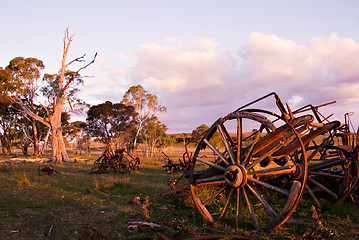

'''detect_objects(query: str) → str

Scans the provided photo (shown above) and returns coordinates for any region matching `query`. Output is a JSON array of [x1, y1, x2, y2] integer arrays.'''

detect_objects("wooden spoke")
[[190, 110, 309, 231], [305, 184, 322, 209], [248, 178, 290, 195], [247, 183, 277, 217], [309, 171, 344, 179], [237, 118, 243, 164], [308, 176, 338, 199], [307, 138, 330, 163], [309, 159, 342, 172], [242, 129, 262, 166], [217, 124, 236, 164], [218, 188, 235, 221], [243, 186, 259, 230], [203, 186, 227, 206], [306, 145, 359, 209], [196, 176, 226, 186], [203, 139, 230, 166], [220, 122, 235, 146], [236, 187, 243, 228], [247, 165, 296, 177], [196, 157, 226, 172]]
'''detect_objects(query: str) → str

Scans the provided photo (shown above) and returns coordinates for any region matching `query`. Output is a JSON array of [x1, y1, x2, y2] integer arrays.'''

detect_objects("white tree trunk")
[[40, 128, 51, 155], [50, 103, 70, 162]]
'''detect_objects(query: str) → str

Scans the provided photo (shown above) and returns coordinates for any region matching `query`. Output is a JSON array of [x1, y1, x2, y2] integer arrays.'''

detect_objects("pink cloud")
[[239, 32, 359, 99], [129, 41, 236, 92], [307, 33, 359, 83], [114, 52, 126, 61], [97, 34, 359, 132]]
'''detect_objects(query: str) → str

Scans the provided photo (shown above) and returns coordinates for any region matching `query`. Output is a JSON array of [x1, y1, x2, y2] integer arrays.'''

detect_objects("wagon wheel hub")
[[292, 163, 305, 180], [224, 165, 247, 188]]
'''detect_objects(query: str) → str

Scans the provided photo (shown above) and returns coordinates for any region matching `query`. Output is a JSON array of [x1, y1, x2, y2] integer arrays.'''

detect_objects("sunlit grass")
[[0, 148, 358, 239]]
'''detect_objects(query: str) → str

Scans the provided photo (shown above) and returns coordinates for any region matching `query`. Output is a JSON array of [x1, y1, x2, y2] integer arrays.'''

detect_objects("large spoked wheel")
[[190, 111, 310, 231], [306, 145, 359, 209]]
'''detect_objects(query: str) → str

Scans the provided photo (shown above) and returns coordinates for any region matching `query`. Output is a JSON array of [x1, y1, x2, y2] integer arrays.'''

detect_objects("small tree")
[[0, 102, 20, 155], [121, 85, 166, 149], [0, 67, 18, 155], [63, 121, 89, 156], [86, 101, 137, 152], [192, 124, 221, 148], [139, 116, 168, 157], [6, 57, 44, 156]]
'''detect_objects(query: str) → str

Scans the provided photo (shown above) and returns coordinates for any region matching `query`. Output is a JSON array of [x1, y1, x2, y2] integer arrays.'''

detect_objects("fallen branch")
[[47, 225, 53, 236], [127, 221, 161, 233]]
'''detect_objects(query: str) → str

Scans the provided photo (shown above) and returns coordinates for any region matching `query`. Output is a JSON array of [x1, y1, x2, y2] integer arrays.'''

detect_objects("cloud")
[[288, 95, 304, 109], [239, 32, 359, 103], [114, 52, 126, 61], [128, 40, 236, 92], [240, 32, 317, 86], [103, 34, 359, 133], [86, 55, 129, 89], [307, 33, 359, 83]]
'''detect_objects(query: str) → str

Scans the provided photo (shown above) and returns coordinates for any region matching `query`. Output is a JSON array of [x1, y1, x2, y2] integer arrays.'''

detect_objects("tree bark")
[[32, 119, 39, 156], [50, 104, 70, 162], [133, 120, 143, 149], [1, 136, 10, 155], [40, 128, 51, 155], [21, 139, 30, 155]]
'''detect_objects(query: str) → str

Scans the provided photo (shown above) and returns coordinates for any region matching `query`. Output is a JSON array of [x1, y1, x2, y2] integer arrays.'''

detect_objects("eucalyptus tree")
[[0, 102, 20, 155], [86, 101, 137, 151], [191, 124, 221, 148], [6, 57, 44, 156], [139, 116, 168, 157], [0, 67, 18, 155], [0, 67, 16, 101], [121, 85, 166, 149], [63, 121, 88, 155], [11, 28, 96, 162]]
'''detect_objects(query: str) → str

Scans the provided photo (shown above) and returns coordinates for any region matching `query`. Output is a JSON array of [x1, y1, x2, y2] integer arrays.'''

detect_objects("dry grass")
[[0, 144, 358, 239]]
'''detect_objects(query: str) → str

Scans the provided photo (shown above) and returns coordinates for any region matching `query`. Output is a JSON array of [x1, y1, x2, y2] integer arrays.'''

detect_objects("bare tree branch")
[[35, 98, 51, 119], [62, 52, 97, 92], [64, 54, 86, 69], [11, 96, 51, 128], [15, 123, 34, 144]]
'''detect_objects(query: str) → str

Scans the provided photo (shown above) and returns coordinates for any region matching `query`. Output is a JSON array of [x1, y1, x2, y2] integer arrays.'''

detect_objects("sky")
[[1, 0, 359, 133]]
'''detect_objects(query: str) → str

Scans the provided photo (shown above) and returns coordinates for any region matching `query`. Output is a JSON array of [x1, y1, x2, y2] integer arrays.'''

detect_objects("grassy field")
[[0, 145, 358, 240]]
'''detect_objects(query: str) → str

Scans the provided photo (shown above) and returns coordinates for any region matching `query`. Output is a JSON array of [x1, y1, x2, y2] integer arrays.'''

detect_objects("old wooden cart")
[[140, 92, 359, 231]]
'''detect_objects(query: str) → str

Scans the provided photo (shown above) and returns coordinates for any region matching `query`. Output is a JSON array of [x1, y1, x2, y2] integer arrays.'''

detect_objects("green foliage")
[[6, 57, 44, 98], [121, 85, 167, 148], [63, 121, 86, 137], [141, 117, 168, 137], [0, 101, 22, 155], [0, 67, 15, 102], [191, 124, 221, 147], [121, 85, 167, 117], [41, 71, 87, 111], [139, 116, 169, 156], [191, 124, 209, 140], [2, 57, 46, 156], [86, 101, 137, 148]]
